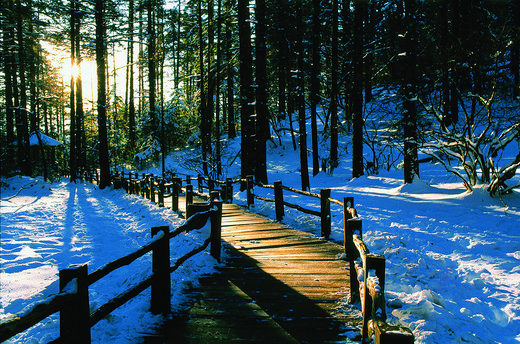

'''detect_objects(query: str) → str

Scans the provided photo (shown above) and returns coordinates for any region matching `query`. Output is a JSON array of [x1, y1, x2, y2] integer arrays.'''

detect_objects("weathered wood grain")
[[140, 200, 362, 343]]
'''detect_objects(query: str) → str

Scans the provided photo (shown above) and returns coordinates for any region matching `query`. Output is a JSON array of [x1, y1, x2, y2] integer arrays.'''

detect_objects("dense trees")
[[1, 0, 518, 193]]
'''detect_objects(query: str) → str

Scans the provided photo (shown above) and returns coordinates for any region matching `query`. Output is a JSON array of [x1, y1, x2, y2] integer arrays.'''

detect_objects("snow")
[[9, 132, 63, 147], [2, 120, 520, 343], [1, 177, 218, 343]]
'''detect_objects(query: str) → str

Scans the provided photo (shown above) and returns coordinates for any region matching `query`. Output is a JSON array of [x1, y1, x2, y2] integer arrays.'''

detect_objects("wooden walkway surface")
[[141, 200, 361, 343]]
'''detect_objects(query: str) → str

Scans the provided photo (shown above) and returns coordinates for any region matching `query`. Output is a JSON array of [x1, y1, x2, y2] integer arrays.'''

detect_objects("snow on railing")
[[346, 217, 414, 343]]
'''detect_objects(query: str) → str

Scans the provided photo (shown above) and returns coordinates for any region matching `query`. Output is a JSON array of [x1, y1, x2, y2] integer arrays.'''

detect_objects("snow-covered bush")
[[420, 91, 520, 194]]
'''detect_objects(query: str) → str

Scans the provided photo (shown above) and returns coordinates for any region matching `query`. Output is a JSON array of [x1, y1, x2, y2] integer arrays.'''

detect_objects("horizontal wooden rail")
[[88, 232, 164, 286], [248, 179, 332, 238], [90, 273, 153, 327], [283, 200, 322, 217], [280, 184, 321, 199]]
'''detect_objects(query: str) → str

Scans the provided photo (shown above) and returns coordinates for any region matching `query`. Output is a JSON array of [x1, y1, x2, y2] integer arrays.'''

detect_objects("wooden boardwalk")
[[141, 200, 361, 343]]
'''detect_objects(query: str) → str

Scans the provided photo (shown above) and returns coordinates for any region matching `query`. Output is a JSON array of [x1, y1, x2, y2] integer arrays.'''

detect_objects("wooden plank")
[[141, 197, 361, 343]]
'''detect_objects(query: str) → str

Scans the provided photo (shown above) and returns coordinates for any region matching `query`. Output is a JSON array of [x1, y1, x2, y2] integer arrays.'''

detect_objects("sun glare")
[[59, 58, 98, 102], [70, 62, 80, 79]]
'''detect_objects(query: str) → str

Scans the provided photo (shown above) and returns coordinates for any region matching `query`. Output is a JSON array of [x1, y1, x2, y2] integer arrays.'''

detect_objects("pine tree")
[[310, 0, 320, 177], [238, 0, 255, 179], [296, 0, 309, 190], [255, 0, 269, 184], [96, 0, 110, 189], [329, 0, 339, 170], [15, 0, 31, 176], [403, 0, 418, 184], [352, 0, 364, 179]]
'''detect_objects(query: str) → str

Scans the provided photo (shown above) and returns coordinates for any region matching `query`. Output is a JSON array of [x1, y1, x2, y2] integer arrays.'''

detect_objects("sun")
[[58, 58, 98, 102], [70, 62, 80, 79], [62, 59, 97, 81]]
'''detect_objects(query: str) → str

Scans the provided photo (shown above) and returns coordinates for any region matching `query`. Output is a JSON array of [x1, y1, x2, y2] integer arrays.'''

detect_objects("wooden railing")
[[0, 195, 222, 343], [345, 218, 414, 343], [110, 171, 414, 343], [199, 175, 414, 343]]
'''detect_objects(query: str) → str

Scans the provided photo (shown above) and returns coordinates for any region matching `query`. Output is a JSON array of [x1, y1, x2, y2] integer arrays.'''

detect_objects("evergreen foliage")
[[1, 0, 518, 193]]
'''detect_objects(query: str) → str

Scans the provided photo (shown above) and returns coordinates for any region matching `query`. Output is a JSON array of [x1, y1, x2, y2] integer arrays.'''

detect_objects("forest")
[[1, 0, 519, 193]]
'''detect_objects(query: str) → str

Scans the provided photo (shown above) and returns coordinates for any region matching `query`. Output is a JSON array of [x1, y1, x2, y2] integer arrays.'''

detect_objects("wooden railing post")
[[141, 173, 146, 198], [246, 175, 254, 208], [198, 175, 203, 193], [320, 189, 331, 239], [368, 254, 386, 321], [225, 178, 233, 203], [345, 218, 362, 304], [123, 172, 131, 192], [136, 180, 141, 196], [362, 254, 386, 342], [158, 178, 165, 207], [172, 177, 181, 211], [113, 171, 121, 189], [274, 181, 284, 221], [150, 175, 156, 203], [221, 180, 227, 203], [210, 200, 223, 262], [210, 190, 219, 203], [129, 174, 134, 194], [151, 226, 170, 315], [59, 264, 90, 344], [186, 184, 194, 207]]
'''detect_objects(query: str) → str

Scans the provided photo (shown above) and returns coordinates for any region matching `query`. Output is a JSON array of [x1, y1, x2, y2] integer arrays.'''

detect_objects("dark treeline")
[[1, 0, 519, 192]]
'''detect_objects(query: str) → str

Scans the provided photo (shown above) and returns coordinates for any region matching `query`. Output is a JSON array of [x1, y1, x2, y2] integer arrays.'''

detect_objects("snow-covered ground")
[[2, 123, 520, 343], [1, 177, 218, 343]]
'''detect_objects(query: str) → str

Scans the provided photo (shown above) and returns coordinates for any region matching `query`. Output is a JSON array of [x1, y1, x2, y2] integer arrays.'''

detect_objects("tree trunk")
[[16, 0, 31, 176], [148, 0, 157, 135], [198, 0, 209, 175], [96, 0, 110, 188], [3, 3, 16, 148], [138, 9, 144, 123], [352, 0, 364, 179], [207, 0, 215, 176], [128, 0, 136, 152], [255, 0, 268, 184], [216, 0, 222, 178], [75, 12, 85, 172], [403, 0, 419, 184], [296, 0, 309, 191], [449, 0, 460, 126], [28, 0, 37, 134], [310, 0, 320, 177], [330, 0, 339, 170], [69, 0, 76, 182], [364, 1, 373, 103], [238, 0, 255, 179], [512, 0, 520, 98], [225, 1, 235, 139], [276, 0, 287, 119]]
